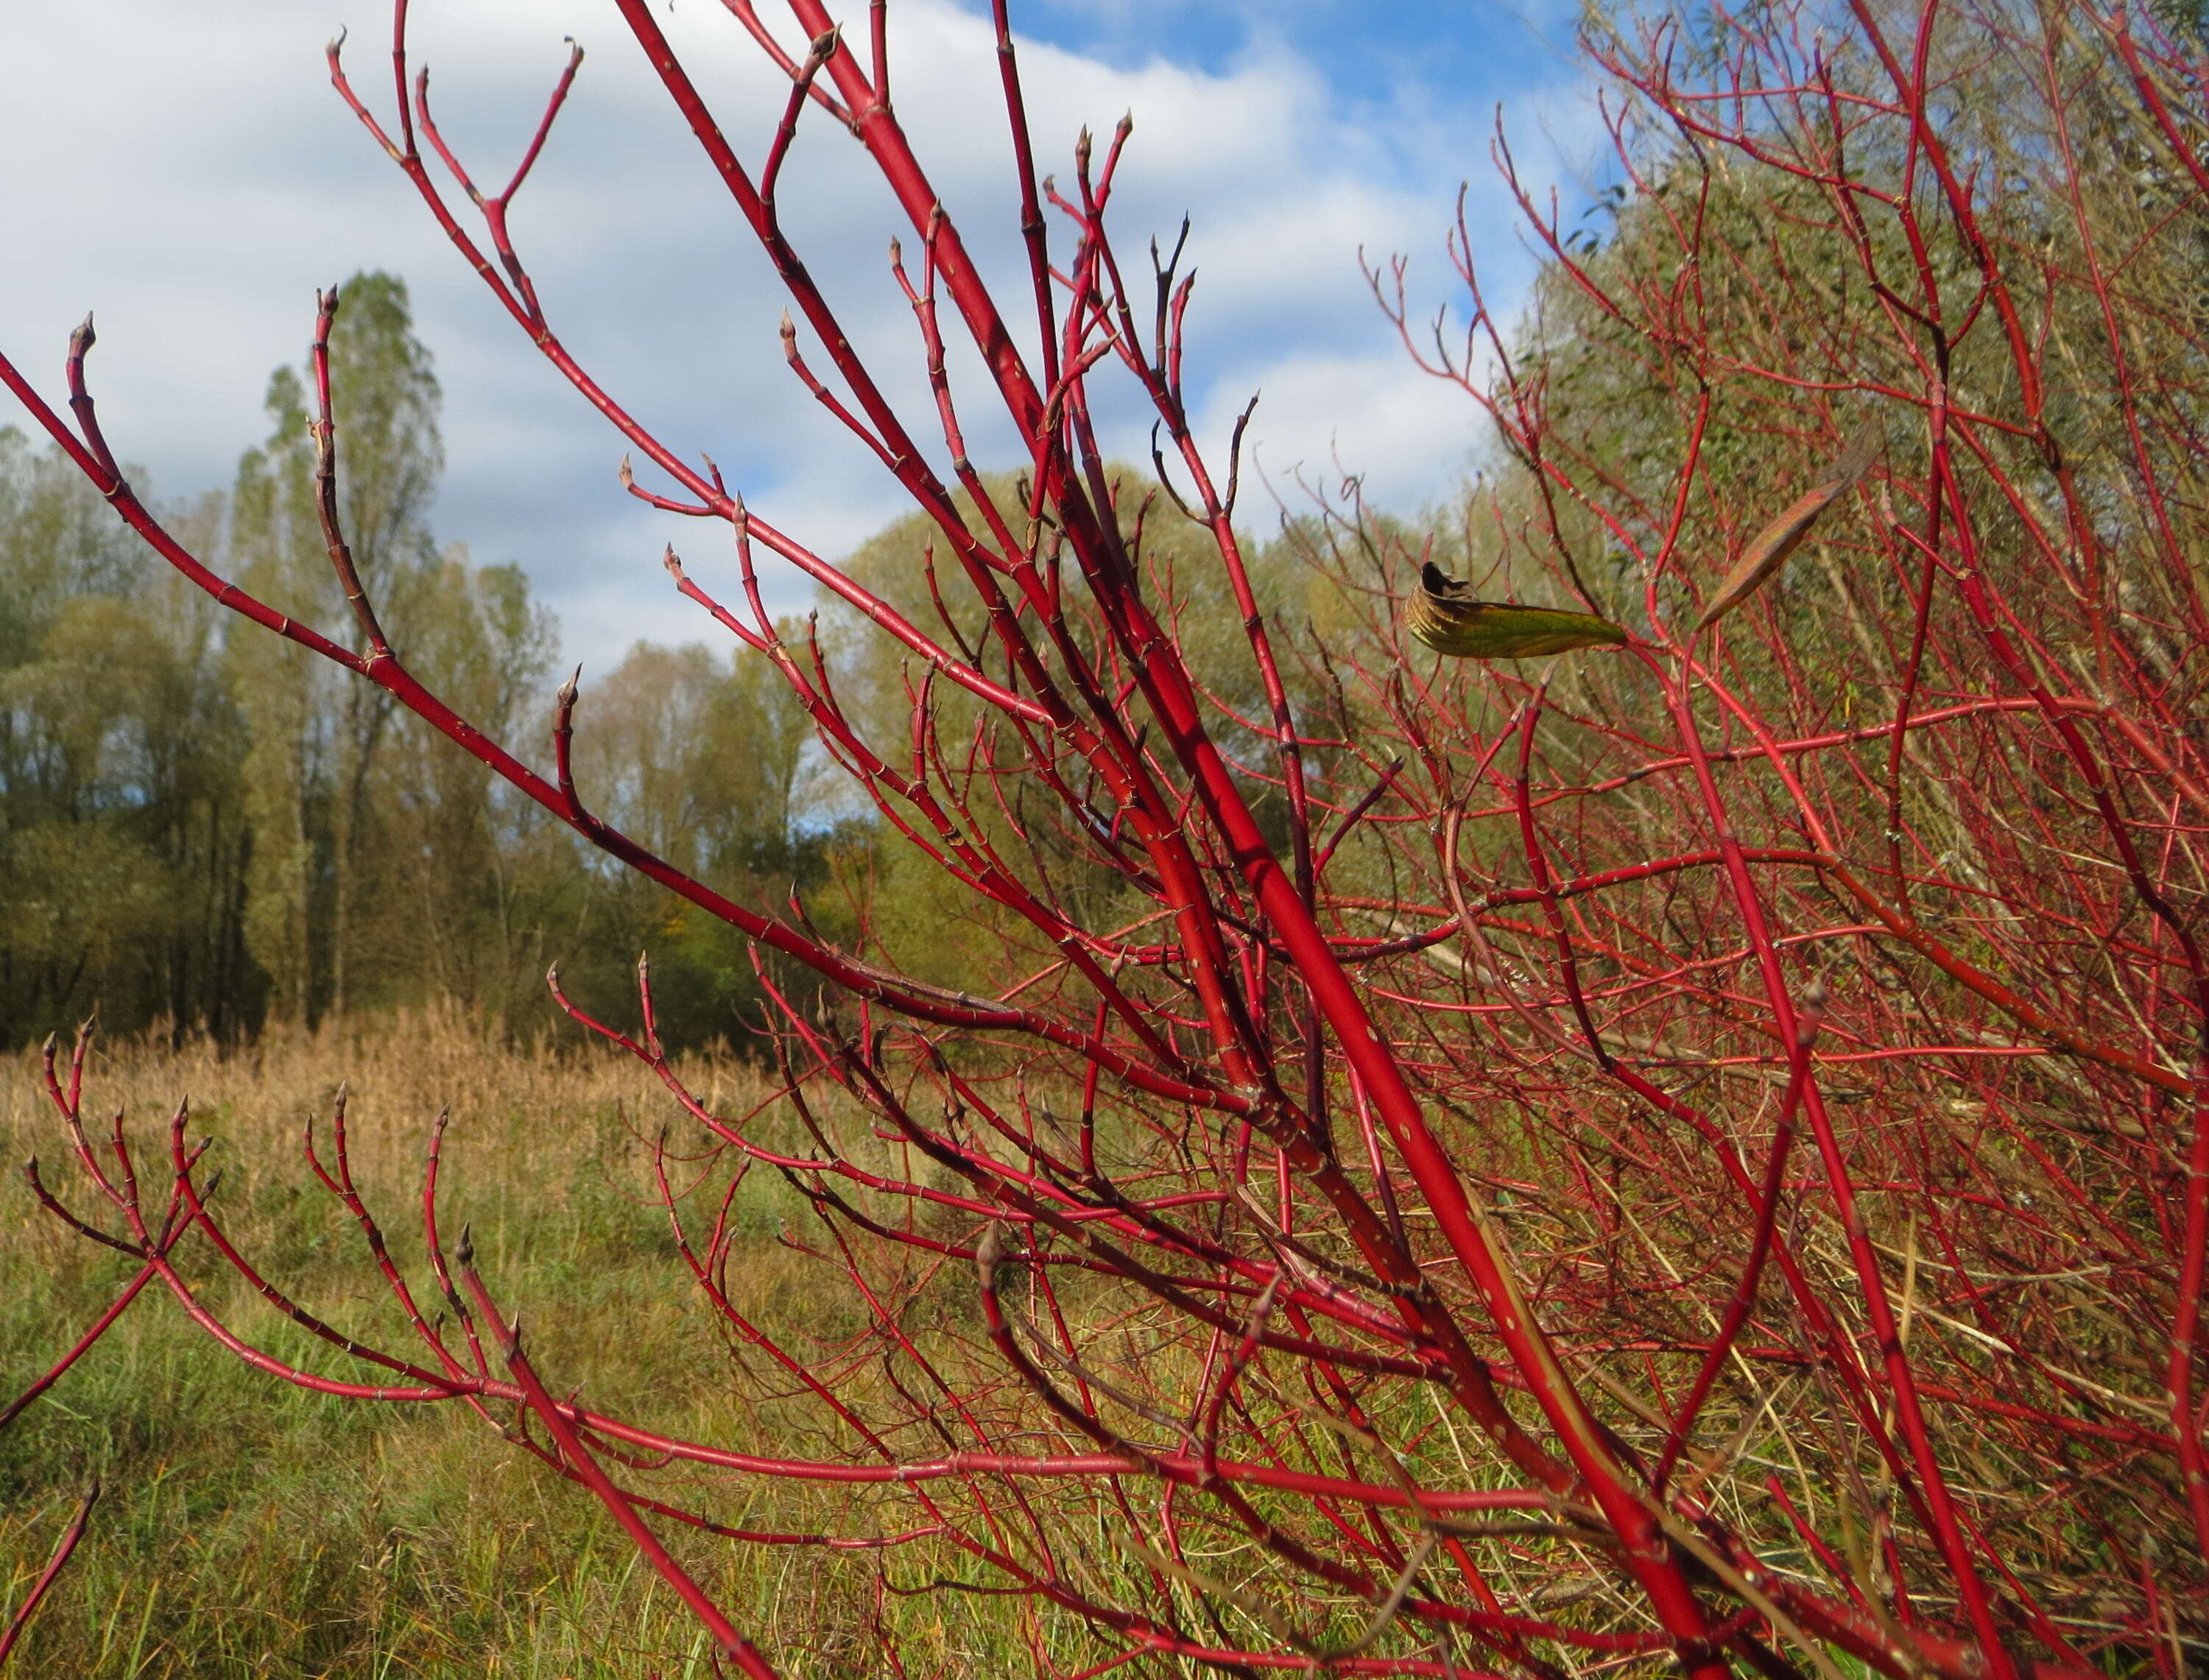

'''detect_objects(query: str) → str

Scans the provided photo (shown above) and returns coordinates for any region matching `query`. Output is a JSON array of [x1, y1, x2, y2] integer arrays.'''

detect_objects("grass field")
[[11, 1011, 2189, 1677], [0, 1012, 1046, 1679]]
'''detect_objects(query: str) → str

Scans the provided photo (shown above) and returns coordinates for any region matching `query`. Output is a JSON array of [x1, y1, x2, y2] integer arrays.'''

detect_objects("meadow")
[[0, 1014, 1038, 1678]]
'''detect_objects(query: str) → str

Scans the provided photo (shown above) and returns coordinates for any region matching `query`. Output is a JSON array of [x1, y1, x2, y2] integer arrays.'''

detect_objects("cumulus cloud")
[[0, 0, 1599, 671]]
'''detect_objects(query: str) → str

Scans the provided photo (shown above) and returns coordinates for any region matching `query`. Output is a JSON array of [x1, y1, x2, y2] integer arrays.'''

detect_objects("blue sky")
[[0, 0, 1600, 671], [998, 0, 1580, 132]]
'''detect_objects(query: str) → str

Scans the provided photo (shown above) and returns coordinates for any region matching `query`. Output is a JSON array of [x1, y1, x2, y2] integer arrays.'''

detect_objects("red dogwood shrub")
[[7, 1, 2205, 1674]]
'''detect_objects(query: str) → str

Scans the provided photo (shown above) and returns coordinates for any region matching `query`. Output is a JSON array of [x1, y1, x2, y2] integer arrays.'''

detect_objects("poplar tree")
[[228, 272, 443, 1026]]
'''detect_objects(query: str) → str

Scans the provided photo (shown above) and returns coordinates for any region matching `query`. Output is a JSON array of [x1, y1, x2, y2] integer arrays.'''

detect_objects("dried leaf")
[[1694, 419, 1881, 632], [1408, 564, 1628, 659]]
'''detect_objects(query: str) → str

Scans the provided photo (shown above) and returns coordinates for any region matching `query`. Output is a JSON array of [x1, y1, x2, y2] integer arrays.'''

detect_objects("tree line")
[[0, 272, 1364, 1057], [0, 274, 836, 1052]]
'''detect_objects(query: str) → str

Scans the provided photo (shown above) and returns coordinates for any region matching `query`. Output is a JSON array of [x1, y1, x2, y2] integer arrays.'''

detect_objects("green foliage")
[[554, 634, 857, 1051], [0, 273, 846, 1056], [0, 433, 256, 1045]]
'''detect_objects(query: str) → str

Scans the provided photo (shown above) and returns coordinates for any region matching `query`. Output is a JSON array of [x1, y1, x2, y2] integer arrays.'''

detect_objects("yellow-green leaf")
[[1407, 564, 1628, 659]]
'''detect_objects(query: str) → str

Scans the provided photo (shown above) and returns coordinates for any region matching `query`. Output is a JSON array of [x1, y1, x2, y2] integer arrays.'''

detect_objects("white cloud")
[[0, 0, 1596, 677], [1205, 350, 1492, 518]]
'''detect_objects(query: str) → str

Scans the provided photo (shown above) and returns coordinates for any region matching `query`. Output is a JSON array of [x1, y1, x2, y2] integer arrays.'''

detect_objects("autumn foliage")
[[6, 1, 2208, 1676]]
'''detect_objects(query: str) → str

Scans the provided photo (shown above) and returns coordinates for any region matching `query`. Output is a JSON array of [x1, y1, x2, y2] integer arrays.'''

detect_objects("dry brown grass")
[[0, 1009, 1057, 1679]]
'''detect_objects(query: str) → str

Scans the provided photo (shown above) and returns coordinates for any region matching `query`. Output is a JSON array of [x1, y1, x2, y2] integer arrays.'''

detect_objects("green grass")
[[0, 1019, 1056, 1679]]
